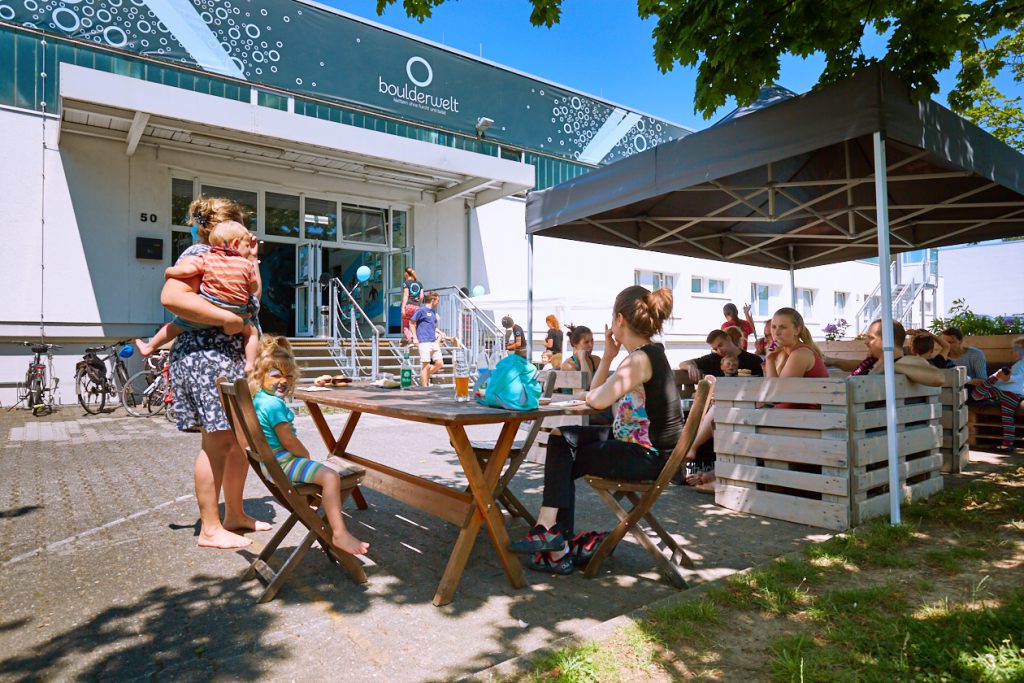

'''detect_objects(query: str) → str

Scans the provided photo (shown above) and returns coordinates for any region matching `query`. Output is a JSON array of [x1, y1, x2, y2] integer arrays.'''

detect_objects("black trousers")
[[542, 425, 664, 537]]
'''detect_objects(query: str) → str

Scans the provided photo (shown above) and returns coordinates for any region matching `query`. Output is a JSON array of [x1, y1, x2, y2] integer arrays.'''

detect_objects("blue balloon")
[[356, 265, 371, 282], [118, 345, 135, 359], [472, 285, 485, 297]]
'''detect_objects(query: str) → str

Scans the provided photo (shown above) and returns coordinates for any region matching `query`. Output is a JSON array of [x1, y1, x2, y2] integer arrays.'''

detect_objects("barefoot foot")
[[135, 338, 154, 357], [197, 527, 252, 549], [332, 529, 369, 555], [224, 514, 272, 533]]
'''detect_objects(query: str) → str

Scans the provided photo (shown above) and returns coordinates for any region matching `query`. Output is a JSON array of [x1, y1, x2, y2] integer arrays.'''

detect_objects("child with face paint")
[[249, 336, 369, 555]]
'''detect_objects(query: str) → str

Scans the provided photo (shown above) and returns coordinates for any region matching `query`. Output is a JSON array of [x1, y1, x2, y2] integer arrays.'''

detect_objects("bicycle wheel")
[[76, 369, 106, 415], [122, 371, 165, 417], [28, 377, 43, 416]]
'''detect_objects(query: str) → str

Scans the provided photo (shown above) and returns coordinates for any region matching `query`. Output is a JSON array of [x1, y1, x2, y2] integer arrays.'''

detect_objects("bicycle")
[[75, 340, 134, 415], [122, 350, 175, 419], [14, 341, 61, 416]]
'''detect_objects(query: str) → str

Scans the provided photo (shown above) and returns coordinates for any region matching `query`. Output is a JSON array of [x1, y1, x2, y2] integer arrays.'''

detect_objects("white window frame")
[[751, 283, 771, 317], [636, 269, 678, 292], [798, 287, 816, 318], [690, 275, 727, 297], [834, 291, 849, 317], [167, 169, 411, 252]]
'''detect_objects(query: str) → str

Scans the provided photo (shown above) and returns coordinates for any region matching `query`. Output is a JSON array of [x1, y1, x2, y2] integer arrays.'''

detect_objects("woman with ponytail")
[[764, 307, 829, 380], [509, 286, 683, 574], [401, 267, 424, 344]]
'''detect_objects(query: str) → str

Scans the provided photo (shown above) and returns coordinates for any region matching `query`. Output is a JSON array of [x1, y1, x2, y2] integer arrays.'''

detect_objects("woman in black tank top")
[[510, 287, 682, 575]]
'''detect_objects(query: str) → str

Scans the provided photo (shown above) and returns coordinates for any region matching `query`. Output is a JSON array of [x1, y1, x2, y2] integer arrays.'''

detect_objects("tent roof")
[[525, 66, 1024, 270]]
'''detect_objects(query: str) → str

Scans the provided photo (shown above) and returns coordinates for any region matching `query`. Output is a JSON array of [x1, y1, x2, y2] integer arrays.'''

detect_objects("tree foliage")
[[948, 25, 1024, 150], [377, 0, 1024, 120]]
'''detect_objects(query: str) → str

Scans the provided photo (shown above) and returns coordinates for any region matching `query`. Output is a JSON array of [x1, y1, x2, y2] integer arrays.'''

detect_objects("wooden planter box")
[[713, 375, 943, 531], [939, 367, 969, 473]]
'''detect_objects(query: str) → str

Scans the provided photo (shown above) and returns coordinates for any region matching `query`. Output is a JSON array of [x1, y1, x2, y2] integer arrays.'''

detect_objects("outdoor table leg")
[[436, 421, 526, 606], [305, 401, 368, 509]]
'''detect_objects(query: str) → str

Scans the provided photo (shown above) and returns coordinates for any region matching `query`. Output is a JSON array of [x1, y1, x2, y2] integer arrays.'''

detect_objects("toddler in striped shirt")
[[136, 220, 259, 371]]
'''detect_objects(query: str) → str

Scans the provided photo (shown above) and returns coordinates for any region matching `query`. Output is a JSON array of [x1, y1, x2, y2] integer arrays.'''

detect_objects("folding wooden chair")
[[469, 371, 558, 527], [582, 379, 712, 588], [217, 378, 368, 603]]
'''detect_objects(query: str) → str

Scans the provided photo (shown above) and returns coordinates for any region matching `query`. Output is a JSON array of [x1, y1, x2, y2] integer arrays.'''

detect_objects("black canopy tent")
[[524, 65, 1024, 524]]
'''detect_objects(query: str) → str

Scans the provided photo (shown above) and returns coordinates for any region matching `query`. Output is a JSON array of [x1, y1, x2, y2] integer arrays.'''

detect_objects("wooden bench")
[[966, 340, 1024, 452], [713, 375, 943, 531]]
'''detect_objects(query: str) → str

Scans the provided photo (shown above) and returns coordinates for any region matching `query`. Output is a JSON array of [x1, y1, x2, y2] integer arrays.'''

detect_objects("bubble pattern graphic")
[[531, 88, 672, 162], [17, 0, 305, 86]]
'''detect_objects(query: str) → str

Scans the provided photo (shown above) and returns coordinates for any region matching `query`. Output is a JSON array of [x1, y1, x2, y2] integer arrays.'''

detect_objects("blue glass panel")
[[0, 29, 16, 108]]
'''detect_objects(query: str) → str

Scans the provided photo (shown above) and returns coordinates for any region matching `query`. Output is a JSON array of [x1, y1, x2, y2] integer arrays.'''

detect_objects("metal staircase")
[[853, 254, 938, 334], [292, 280, 504, 385]]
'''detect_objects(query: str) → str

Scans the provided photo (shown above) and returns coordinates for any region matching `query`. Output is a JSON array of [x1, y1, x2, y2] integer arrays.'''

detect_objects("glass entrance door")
[[387, 248, 413, 336], [295, 241, 321, 336]]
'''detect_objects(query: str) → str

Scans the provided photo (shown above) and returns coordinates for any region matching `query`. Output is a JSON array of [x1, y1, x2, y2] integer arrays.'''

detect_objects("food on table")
[[314, 375, 333, 387], [332, 375, 353, 386]]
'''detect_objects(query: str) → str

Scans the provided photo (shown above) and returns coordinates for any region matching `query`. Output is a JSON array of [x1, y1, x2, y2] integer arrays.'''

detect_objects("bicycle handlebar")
[[19, 341, 62, 350]]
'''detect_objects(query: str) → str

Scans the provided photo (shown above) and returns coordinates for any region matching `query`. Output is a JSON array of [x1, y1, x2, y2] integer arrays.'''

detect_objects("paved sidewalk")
[[0, 406, 826, 681]]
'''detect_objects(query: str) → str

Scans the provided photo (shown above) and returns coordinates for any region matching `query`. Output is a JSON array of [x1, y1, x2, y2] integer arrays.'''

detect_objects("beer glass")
[[454, 349, 471, 402]]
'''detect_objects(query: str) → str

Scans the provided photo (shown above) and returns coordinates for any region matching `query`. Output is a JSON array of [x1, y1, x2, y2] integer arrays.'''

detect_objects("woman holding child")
[[158, 197, 270, 548], [510, 286, 682, 574]]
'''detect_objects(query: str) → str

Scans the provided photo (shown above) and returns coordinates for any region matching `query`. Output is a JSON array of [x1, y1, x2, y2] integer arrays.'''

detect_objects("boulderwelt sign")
[[8, 0, 690, 164]]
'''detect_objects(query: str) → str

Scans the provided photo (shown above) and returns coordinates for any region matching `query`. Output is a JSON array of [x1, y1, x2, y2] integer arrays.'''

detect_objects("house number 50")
[[140, 213, 158, 222]]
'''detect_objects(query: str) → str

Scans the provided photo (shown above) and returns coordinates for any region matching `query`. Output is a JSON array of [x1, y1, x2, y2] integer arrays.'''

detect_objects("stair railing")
[[432, 286, 503, 365], [328, 277, 380, 379]]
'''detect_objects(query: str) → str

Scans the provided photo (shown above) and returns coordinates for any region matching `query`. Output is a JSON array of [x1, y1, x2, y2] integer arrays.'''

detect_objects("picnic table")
[[295, 384, 594, 606]]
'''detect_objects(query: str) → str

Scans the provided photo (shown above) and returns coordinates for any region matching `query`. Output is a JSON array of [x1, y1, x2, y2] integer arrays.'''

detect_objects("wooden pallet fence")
[[938, 367, 969, 473], [713, 375, 943, 531]]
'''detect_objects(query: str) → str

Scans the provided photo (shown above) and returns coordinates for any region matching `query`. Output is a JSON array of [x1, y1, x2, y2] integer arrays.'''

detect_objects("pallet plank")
[[716, 483, 849, 531]]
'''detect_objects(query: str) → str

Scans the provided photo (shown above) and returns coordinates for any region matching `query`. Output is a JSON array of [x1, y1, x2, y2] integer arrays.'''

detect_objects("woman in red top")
[[764, 307, 829, 379], [721, 303, 756, 351]]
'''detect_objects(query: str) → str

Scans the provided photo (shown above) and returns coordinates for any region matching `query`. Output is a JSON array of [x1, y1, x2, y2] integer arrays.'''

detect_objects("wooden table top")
[[296, 384, 597, 425]]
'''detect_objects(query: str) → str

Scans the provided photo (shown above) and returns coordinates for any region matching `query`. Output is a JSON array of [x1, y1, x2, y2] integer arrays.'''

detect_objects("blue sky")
[[328, 0, 1017, 131]]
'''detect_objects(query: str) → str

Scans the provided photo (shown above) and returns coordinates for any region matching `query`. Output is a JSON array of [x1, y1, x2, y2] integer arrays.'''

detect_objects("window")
[[751, 283, 770, 317], [391, 209, 408, 249], [341, 204, 387, 245], [690, 276, 725, 294], [265, 192, 300, 238], [170, 178, 195, 264], [798, 288, 816, 317], [636, 269, 677, 291], [200, 185, 258, 229], [304, 198, 338, 241], [171, 178, 194, 227], [834, 291, 849, 317]]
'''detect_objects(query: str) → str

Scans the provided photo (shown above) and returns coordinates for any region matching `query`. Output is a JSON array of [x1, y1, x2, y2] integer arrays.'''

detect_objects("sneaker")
[[568, 531, 609, 567], [528, 551, 575, 575], [509, 525, 568, 554]]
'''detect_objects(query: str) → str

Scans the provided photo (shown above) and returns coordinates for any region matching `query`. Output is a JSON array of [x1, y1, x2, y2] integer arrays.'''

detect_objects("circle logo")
[[405, 56, 432, 87]]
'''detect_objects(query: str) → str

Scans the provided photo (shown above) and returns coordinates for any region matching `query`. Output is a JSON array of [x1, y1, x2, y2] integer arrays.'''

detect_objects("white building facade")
[[0, 4, 885, 404]]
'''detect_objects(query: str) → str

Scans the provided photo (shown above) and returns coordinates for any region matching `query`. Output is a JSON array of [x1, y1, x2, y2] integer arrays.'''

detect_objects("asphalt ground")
[[0, 405, 826, 681]]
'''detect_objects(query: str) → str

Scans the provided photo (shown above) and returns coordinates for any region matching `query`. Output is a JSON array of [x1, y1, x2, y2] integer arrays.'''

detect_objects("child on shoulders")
[[249, 336, 369, 555], [136, 220, 259, 371]]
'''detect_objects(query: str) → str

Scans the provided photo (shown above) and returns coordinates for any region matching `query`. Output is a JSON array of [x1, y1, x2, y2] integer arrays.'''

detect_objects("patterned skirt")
[[169, 328, 245, 433]]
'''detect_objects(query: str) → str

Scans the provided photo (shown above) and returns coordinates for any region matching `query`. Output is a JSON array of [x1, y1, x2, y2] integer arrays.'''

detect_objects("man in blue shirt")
[[410, 292, 447, 386]]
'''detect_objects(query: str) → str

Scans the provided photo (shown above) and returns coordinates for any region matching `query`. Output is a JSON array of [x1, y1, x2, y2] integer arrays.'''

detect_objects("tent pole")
[[789, 245, 796, 307], [527, 233, 534, 361], [873, 130, 901, 526]]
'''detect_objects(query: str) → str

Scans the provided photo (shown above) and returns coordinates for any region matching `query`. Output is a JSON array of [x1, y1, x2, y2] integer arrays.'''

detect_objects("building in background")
[[0, 2, 886, 402]]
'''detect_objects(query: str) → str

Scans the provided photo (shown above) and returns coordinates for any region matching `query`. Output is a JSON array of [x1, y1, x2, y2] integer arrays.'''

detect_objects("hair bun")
[[647, 288, 674, 324]]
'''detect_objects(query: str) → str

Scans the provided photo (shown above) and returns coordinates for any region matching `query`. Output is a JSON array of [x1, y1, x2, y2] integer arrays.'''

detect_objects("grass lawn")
[[519, 462, 1024, 682]]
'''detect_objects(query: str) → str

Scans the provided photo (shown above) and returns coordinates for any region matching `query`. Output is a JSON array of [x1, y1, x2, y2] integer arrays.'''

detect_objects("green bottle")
[[400, 348, 413, 389]]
